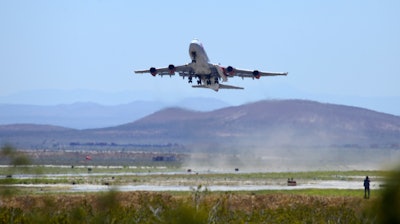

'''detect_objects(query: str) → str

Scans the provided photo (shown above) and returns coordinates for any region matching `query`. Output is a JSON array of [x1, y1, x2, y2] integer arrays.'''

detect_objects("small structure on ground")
[[287, 178, 296, 186]]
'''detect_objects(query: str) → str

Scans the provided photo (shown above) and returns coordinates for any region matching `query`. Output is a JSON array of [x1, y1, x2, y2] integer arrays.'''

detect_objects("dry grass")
[[1, 191, 369, 214], [1, 190, 383, 223]]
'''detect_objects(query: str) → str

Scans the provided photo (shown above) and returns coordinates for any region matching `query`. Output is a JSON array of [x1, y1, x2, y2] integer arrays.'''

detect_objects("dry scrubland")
[[0, 191, 379, 223]]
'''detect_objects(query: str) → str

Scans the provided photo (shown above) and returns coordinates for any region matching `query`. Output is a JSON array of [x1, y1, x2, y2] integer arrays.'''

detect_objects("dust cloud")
[[182, 147, 399, 172], [183, 125, 400, 172]]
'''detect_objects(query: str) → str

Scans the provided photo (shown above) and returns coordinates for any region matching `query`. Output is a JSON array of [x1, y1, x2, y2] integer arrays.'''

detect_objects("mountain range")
[[1, 99, 399, 152], [0, 97, 230, 129]]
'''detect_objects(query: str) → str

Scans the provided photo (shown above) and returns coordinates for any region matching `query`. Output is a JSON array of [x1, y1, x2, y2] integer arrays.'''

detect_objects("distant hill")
[[104, 99, 400, 147], [0, 97, 230, 129], [1, 99, 399, 151]]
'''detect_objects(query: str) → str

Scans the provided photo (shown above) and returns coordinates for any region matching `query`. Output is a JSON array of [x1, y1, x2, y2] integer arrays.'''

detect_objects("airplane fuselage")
[[188, 39, 212, 75]]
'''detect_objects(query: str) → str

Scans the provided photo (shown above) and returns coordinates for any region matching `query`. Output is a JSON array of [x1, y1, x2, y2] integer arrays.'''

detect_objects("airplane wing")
[[226, 67, 288, 79], [134, 64, 193, 77]]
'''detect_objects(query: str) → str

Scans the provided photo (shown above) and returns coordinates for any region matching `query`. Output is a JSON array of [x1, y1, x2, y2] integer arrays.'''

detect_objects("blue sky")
[[1, 1, 399, 114]]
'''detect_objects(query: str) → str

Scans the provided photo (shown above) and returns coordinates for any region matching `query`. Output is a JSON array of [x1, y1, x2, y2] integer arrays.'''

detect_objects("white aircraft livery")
[[134, 39, 288, 91]]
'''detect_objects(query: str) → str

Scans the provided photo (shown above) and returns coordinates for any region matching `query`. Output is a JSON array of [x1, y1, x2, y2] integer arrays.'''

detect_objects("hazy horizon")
[[0, 89, 399, 117]]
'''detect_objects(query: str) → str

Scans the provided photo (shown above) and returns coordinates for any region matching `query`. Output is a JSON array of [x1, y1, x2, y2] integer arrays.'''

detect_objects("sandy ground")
[[3, 170, 382, 193]]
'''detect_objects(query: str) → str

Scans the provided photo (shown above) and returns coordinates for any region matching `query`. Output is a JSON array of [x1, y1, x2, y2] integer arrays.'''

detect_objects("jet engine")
[[253, 70, 261, 79], [168, 64, 176, 74], [150, 67, 157, 76], [226, 66, 235, 76]]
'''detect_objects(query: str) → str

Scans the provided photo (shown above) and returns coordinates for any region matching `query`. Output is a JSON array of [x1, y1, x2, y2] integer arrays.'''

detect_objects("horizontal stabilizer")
[[192, 84, 244, 90], [219, 84, 244, 90], [191, 85, 208, 89]]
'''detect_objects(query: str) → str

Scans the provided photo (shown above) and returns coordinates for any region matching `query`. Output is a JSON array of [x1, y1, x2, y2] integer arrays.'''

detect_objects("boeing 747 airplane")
[[134, 39, 288, 91]]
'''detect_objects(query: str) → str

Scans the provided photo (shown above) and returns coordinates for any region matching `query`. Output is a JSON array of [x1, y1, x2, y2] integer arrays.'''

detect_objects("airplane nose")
[[191, 38, 200, 44]]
